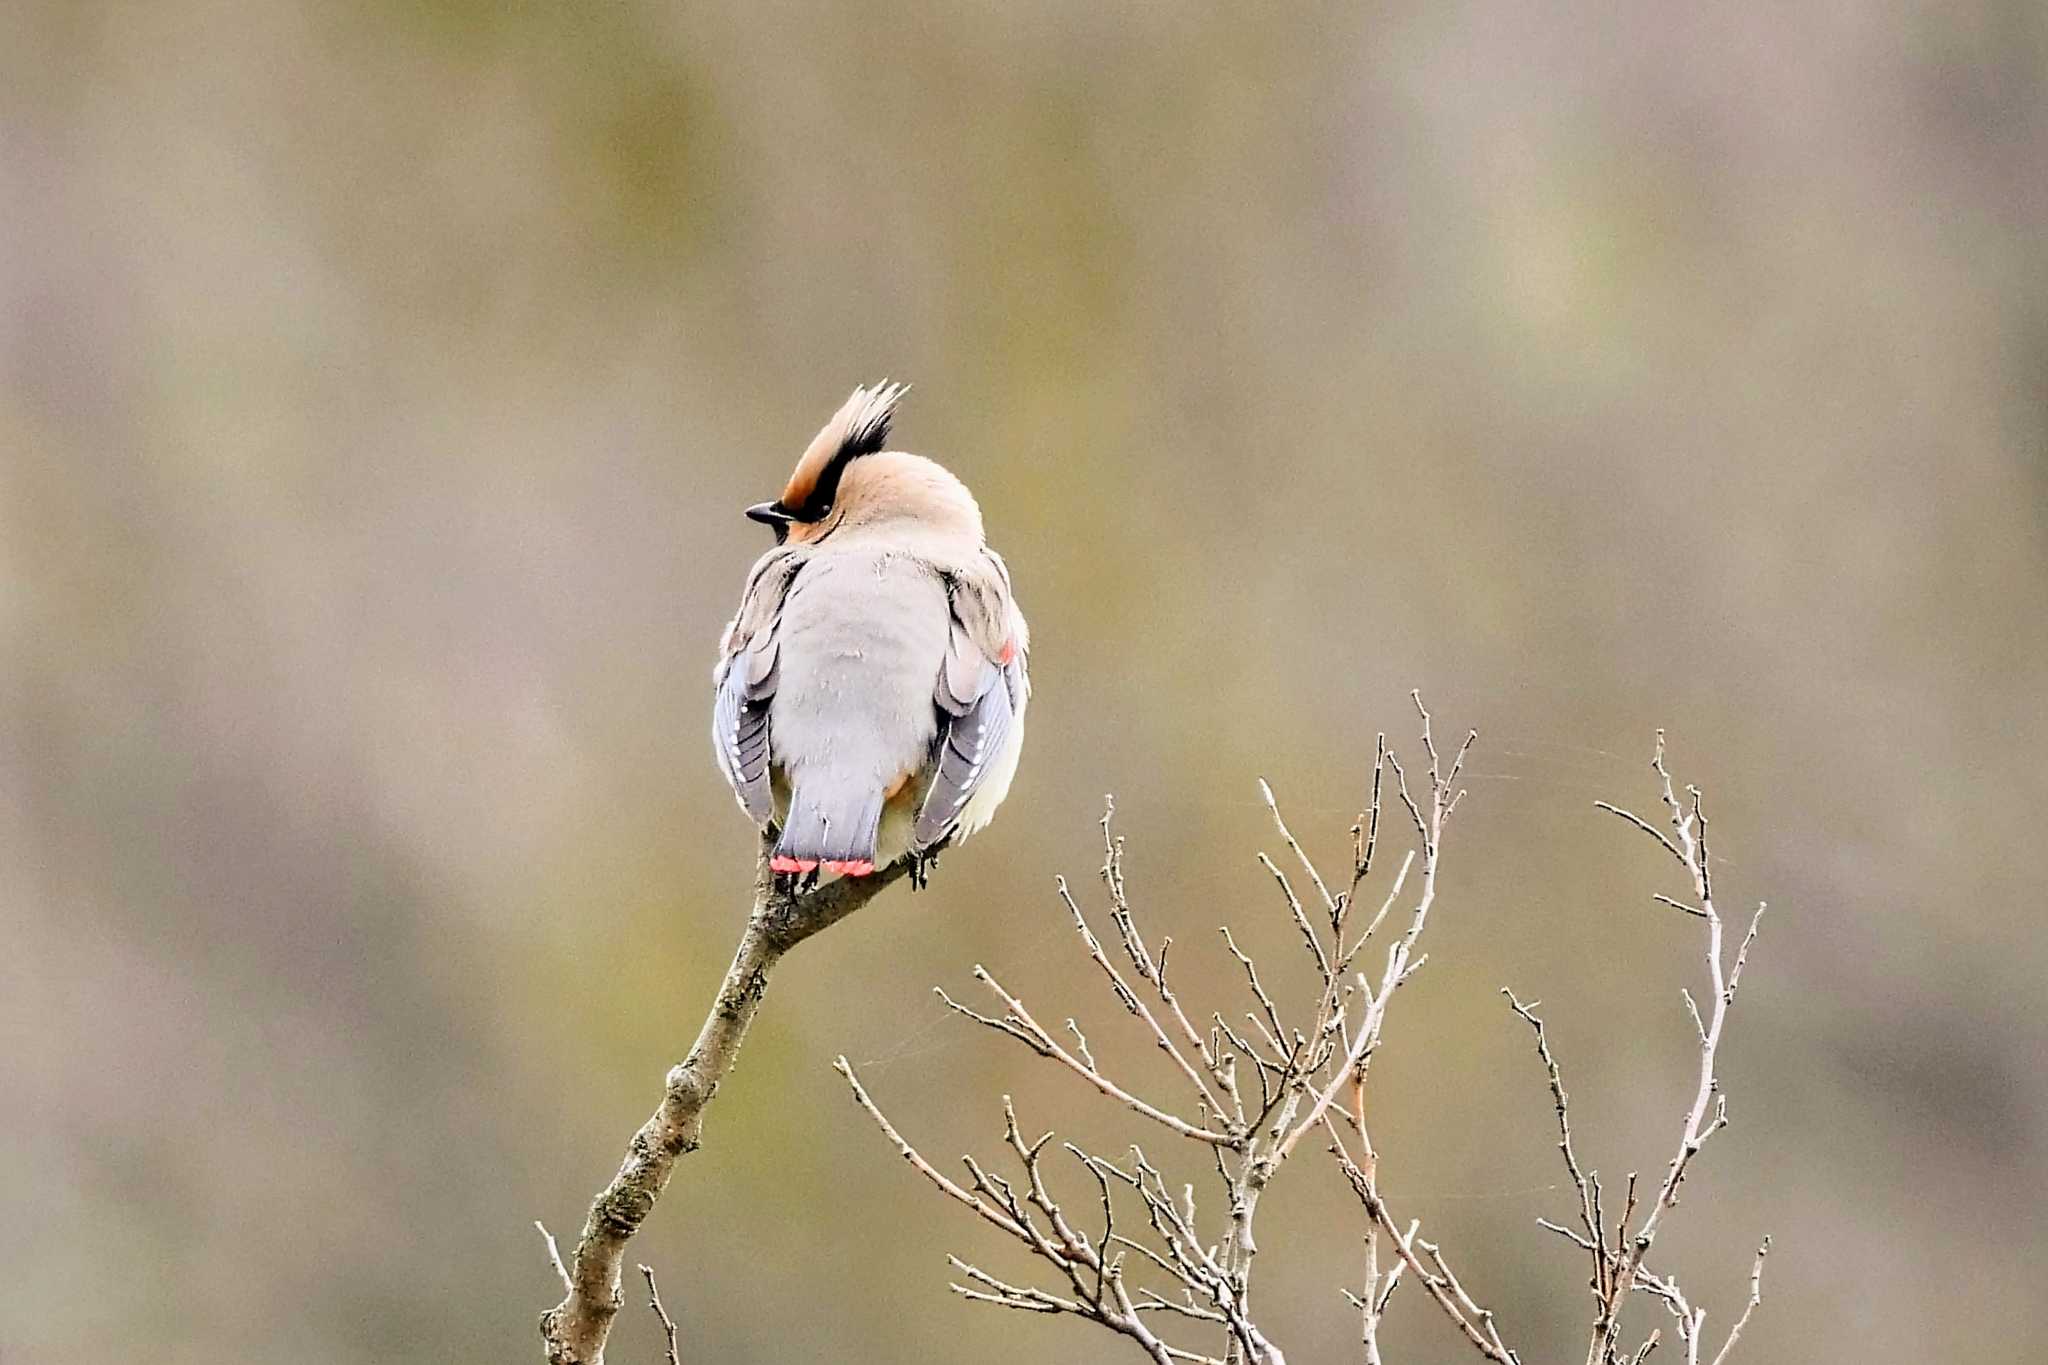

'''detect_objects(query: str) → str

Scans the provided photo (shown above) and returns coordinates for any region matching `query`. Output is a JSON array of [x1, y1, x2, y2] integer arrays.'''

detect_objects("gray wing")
[[914, 554, 1028, 846], [712, 549, 803, 823]]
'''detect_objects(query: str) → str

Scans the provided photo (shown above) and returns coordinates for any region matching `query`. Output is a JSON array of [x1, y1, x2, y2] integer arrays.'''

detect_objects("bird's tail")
[[773, 780, 885, 877]]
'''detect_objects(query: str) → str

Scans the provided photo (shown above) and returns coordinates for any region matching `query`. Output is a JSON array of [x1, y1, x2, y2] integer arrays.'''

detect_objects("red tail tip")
[[770, 855, 819, 874], [823, 859, 875, 876]]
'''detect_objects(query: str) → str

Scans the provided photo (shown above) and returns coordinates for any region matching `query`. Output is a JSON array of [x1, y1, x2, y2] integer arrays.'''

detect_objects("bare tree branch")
[[836, 699, 1518, 1365], [538, 831, 911, 1365], [1512, 734, 1772, 1365], [1327, 1118, 1520, 1364]]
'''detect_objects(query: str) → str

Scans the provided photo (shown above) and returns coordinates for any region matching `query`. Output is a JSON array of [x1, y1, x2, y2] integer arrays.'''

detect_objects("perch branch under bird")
[[537, 832, 910, 1365]]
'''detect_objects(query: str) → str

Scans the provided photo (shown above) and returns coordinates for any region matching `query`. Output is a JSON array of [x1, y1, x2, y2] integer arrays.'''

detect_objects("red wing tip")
[[823, 859, 875, 876], [770, 856, 819, 873], [997, 637, 1019, 666]]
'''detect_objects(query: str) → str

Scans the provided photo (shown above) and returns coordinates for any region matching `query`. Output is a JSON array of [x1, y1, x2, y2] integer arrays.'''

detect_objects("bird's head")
[[747, 383, 983, 546]]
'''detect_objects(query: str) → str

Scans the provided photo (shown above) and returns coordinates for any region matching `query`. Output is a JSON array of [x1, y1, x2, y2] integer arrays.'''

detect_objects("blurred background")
[[5, 2, 2044, 1362]]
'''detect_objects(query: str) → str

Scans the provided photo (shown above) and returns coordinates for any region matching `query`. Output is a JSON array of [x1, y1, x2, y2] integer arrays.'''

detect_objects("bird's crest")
[[780, 381, 910, 518]]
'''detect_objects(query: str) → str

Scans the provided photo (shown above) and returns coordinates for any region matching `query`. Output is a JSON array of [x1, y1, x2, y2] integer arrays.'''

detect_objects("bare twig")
[[638, 1265, 680, 1365], [1512, 736, 1772, 1365], [537, 1222, 571, 1294], [835, 1059, 1032, 1240], [1327, 1119, 1519, 1364], [1706, 1239, 1770, 1365], [1593, 802, 1686, 865], [1060, 872, 1228, 1123], [1502, 993, 1606, 1306], [968, 963, 1237, 1147], [1350, 734, 1387, 899], [1259, 778, 1338, 922], [841, 1061, 1216, 1365]]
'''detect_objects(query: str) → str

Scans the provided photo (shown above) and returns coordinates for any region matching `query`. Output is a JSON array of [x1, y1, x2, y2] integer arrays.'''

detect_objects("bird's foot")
[[768, 846, 824, 897], [908, 842, 949, 891]]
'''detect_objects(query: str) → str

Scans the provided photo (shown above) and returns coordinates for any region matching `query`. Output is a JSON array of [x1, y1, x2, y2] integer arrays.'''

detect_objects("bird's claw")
[[908, 840, 951, 891]]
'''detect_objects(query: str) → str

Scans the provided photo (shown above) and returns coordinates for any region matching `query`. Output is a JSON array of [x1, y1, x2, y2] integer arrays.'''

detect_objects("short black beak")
[[745, 502, 792, 527]]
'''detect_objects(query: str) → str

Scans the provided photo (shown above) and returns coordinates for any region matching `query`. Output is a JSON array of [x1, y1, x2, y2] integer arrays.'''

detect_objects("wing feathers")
[[713, 549, 804, 822], [916, 661, 1015, 845], [915, 555, 1029, 847], [939, 630, 981, 715]]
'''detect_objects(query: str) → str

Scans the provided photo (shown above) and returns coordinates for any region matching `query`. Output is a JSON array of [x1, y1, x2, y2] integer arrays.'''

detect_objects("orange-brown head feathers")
[[782, 382, 906, 515], [747, 384, 984, 546]]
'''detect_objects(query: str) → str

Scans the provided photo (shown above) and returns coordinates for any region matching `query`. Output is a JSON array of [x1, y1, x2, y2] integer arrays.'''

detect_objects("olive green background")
[[5, 3, 2044, 1362]]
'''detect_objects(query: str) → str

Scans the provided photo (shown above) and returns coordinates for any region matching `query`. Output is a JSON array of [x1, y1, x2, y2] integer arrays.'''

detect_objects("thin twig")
[[836, 1058, 1032, 1241], [1259, 778, 1338, 921], [1503, 991, 1606, 1303], [1706, 1239, 1770, 1365], [537, 1222, 571, 1294], [1593, 802, 1685, 864], [970, 966, 1236, 1147], [638, 1265, 680, 1365]]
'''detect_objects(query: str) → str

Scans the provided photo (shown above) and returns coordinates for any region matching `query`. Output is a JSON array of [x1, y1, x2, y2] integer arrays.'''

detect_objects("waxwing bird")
[[712, 384, 1030, 881]]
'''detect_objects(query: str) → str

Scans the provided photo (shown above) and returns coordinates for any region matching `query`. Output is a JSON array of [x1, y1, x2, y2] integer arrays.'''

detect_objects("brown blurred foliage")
[[3, 3, 2044, 1362]]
